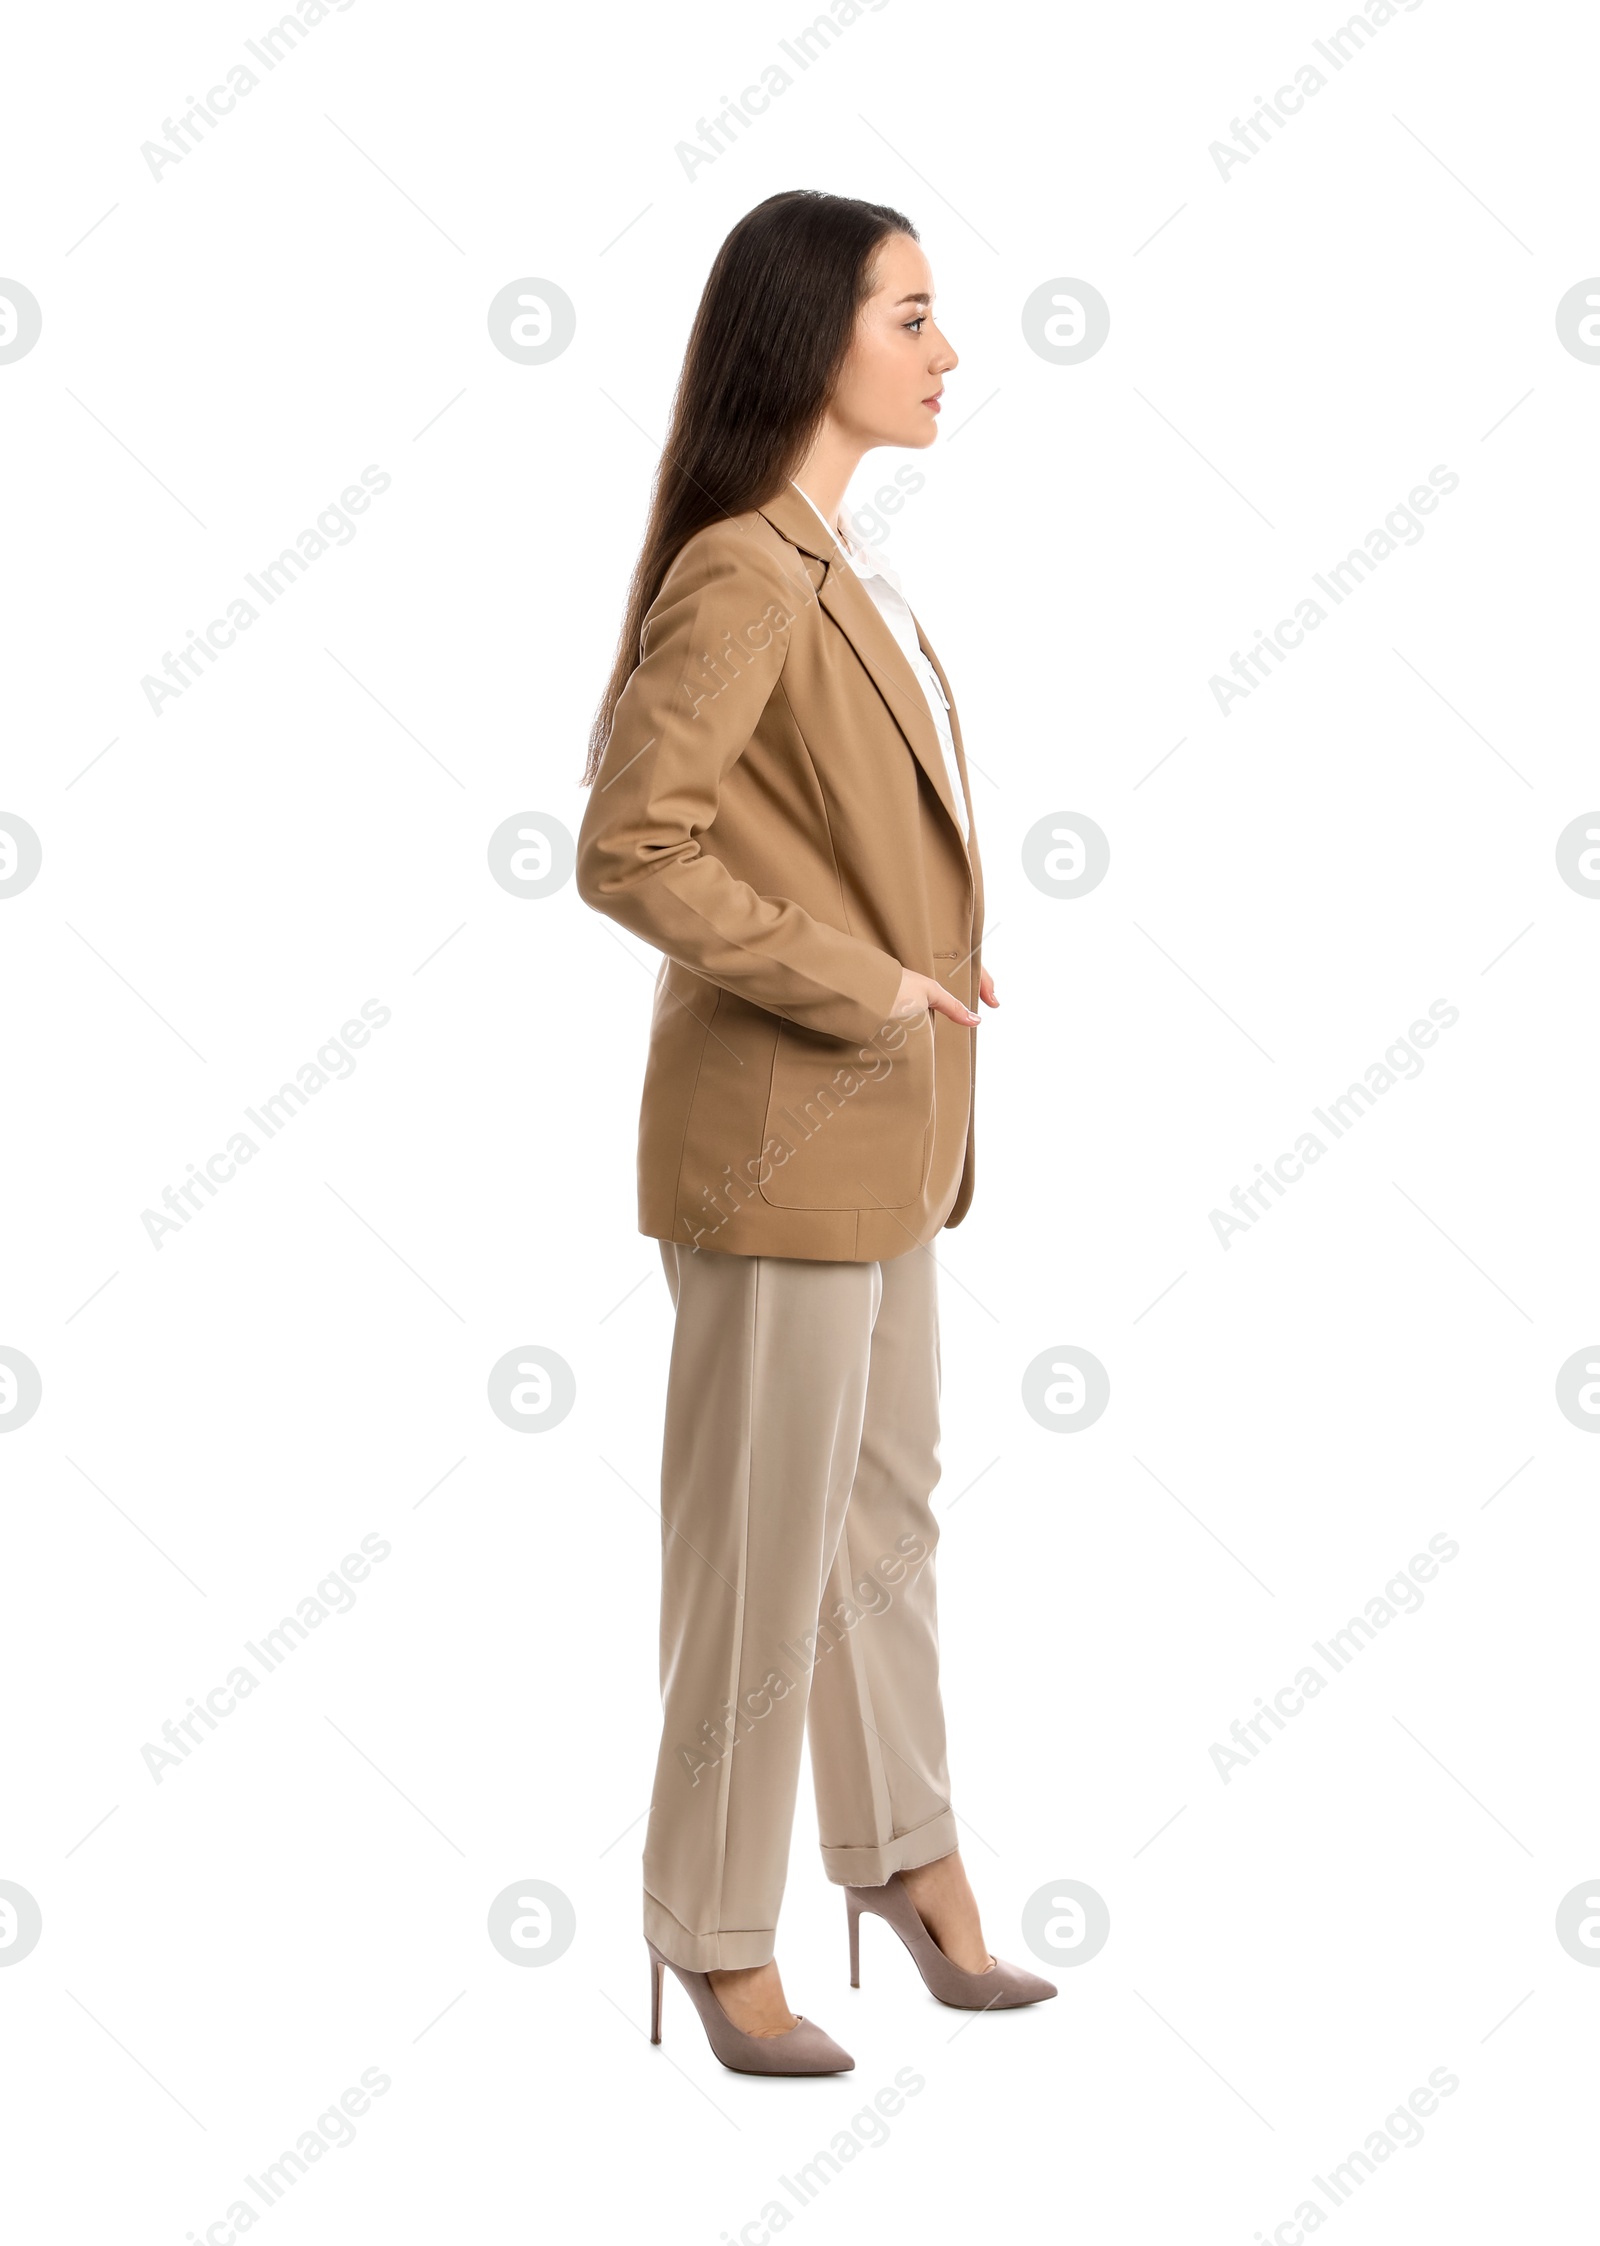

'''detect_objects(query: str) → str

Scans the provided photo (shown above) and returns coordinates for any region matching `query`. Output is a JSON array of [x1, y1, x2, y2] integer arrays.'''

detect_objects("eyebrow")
[[894, 293, 931, 307]]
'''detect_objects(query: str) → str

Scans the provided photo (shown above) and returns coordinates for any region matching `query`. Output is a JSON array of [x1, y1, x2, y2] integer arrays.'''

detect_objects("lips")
[[923, 394, 942, 412]]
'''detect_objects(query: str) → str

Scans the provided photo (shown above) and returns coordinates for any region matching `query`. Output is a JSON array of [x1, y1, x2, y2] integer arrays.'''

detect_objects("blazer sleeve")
[[576, 523, 905, 1045]]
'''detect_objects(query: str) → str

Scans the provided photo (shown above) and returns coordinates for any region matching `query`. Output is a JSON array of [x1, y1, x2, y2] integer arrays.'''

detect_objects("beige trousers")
[[643, 1240, 959, 1970]]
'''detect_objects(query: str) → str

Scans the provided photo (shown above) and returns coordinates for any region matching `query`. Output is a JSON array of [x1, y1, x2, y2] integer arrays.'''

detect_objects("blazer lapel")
[[757, 485, 971, 868], [914, 627, 983, 929]]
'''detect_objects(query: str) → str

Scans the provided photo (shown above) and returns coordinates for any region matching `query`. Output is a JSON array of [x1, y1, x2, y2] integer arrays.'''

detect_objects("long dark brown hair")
[[581, 188, 917, 786]]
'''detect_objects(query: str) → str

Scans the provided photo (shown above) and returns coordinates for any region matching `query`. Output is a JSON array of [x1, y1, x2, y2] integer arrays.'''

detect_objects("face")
[[827, 232, 958, 451]]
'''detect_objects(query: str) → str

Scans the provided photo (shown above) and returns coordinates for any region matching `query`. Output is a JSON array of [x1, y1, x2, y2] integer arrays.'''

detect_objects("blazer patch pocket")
[[758, 1015, 936, 1213]]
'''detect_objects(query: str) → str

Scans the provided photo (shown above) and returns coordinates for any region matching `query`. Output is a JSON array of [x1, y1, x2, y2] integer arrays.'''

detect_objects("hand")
[[893, 967, 980, 1029]]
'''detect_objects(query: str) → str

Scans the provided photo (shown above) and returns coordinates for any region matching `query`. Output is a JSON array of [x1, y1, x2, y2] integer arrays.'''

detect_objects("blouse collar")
[[788, 480, 901, 593]]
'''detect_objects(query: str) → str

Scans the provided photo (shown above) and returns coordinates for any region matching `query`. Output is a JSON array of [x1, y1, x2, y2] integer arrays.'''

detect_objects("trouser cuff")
[[818, 1807, 959, 1886], [644, 1890, 776, 1971]]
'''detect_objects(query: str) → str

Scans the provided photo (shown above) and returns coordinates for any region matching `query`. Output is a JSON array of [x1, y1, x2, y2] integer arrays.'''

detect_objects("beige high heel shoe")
[[646, 1939, 855, 2075], [845, 1871, 1058, 2009]]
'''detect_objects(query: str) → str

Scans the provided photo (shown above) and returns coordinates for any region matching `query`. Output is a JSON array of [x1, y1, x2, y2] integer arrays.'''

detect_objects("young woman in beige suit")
[[577, 189, 1054, 2075]]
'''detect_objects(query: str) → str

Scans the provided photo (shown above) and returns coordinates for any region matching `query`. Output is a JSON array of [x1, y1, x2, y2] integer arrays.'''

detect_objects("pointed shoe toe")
[[910, 1948, 1058, 2011], [772, 2017, 856, 2074], [647, 1939, 855, 2075], [845, 1872, 1059, 2010], [981, 1956, 1058, 2008]]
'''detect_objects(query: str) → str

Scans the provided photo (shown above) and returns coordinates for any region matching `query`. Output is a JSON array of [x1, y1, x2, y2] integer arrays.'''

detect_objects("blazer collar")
[[756, 483, 973, 867]]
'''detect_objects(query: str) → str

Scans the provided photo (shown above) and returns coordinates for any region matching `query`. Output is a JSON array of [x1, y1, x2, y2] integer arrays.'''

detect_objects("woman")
[[576, 189, 1054, 2076]]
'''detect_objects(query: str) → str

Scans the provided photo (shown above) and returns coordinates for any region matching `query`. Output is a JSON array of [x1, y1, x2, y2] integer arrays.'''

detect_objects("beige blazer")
[[576, 480, 985, 1261]]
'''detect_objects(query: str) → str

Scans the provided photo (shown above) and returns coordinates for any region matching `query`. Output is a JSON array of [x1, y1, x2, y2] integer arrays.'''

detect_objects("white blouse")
[[788, 481, 969, 845]]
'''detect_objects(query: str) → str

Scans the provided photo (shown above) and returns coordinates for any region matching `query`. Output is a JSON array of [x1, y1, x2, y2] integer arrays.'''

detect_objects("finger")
[[928, 985, 979, 1026]]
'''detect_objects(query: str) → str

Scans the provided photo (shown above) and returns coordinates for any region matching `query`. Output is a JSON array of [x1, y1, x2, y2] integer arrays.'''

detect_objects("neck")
[[789, 428, 865, 535]]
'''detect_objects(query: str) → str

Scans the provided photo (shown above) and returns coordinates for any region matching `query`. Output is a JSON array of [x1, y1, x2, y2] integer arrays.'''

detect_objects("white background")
[[3, 1, 1598, 2239]]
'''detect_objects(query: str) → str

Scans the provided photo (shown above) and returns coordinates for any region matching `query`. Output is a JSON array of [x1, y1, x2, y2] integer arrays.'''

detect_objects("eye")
[[905, 315, 926, 333]]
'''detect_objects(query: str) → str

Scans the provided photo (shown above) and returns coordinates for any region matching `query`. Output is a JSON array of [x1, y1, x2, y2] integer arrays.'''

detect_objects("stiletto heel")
[[643, 1937, 854, 2075], [841, 1872, 1057, 2010]]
